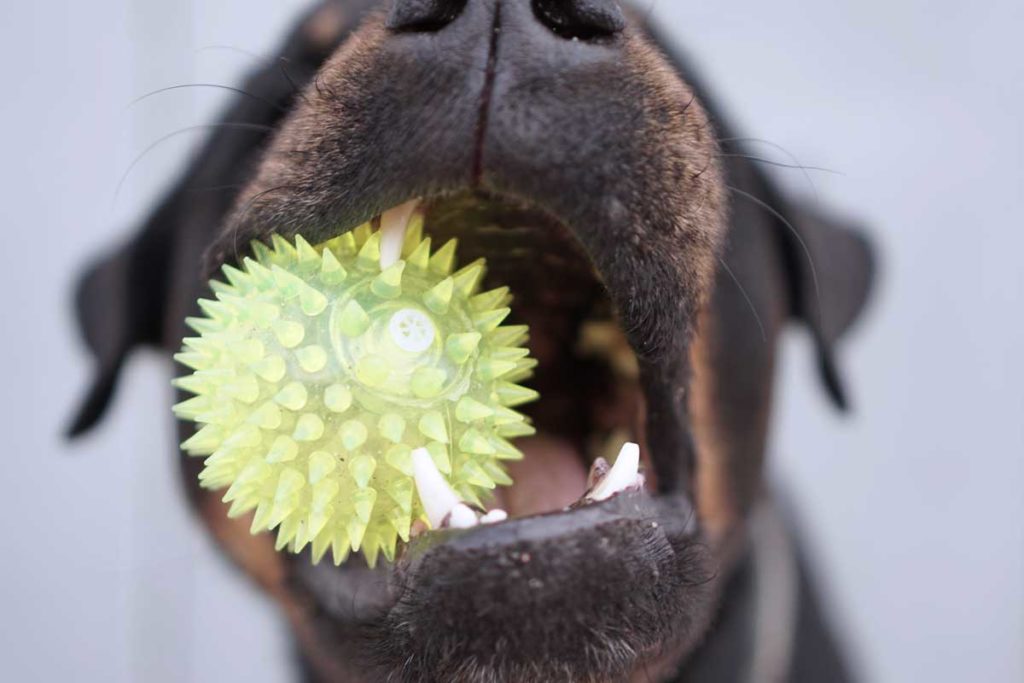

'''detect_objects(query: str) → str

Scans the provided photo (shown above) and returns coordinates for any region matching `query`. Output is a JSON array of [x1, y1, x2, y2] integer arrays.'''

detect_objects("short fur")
[[68, 1, 874, 681]]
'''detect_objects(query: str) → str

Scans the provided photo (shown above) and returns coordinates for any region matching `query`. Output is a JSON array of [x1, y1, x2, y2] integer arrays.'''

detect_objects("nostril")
[[532, 0, 625, 41], [386, 0, 468, 32]]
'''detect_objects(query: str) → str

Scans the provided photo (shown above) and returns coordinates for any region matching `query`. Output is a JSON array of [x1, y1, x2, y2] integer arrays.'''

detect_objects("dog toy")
[[172, 218, 537, 567]]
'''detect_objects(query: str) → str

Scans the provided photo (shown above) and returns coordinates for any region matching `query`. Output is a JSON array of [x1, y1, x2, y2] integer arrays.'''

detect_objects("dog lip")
[[289, 488, 712, 678], [360, 489, 713, 676], [405, 488, 690, 556]]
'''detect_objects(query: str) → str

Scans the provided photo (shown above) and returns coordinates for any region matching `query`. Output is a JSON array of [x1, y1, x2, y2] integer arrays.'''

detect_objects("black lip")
[[404, 489, 698, 558], [293, 491, 714, 678]]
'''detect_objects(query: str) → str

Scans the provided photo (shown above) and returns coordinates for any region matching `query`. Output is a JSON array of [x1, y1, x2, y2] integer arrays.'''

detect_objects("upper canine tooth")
[[588, 442, 642, 501], [379, 200, 419, 268], [411, 447, 462, 528]]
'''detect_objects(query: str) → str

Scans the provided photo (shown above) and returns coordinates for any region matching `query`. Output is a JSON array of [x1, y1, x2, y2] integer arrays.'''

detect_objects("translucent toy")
[[172, 219, 537, 566]]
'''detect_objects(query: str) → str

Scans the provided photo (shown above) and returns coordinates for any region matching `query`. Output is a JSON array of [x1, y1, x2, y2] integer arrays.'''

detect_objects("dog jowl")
[[69, 1, 875, 681]]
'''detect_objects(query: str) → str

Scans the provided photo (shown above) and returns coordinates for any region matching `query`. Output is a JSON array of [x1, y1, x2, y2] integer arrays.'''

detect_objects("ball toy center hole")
[[389, 308, 435, 354]]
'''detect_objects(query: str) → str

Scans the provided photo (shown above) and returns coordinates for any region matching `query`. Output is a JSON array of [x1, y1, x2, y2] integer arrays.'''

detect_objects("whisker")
[[718, 153, 842, 176], [195, 43, 264, 61], [718, 136, 831, 201], [196, 44, 311, 80], [199, 44, 313, 104], [726, 184, 822, 323], [127, 83, 289, 113], [717, 256, 767, 342], [182, 183, 247, 195], [112, 122, 275, 209], [276, 57, 312, 104]]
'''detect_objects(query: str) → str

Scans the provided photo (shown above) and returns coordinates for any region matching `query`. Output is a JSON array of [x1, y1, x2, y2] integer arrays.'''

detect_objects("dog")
[[68, 1, 875, 681]]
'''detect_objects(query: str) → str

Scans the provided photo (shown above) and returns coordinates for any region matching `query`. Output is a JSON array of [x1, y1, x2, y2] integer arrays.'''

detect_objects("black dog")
[[69, 1, 874, 681]]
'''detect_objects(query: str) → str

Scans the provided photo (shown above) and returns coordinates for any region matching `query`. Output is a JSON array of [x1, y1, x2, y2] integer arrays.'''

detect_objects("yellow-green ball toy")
[[172, 219, 537, 567]]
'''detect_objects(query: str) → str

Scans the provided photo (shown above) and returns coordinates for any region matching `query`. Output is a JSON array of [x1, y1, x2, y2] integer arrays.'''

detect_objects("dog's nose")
[[387, 0, 468, 32], [531, 0, 625, 39], [388, 0, 624, 40]]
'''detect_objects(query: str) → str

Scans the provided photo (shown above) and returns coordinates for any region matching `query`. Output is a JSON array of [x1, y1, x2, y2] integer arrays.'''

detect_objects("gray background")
[[1, 1, 1020, 681]]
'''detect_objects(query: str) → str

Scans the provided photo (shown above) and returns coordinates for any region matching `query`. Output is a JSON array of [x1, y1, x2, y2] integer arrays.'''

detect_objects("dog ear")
[[775, 201, 875, 410], [631, 14, 876, 410], [66, 0, 370, 437], [66, 212, 177, 437], [716, 148, 876, 411]]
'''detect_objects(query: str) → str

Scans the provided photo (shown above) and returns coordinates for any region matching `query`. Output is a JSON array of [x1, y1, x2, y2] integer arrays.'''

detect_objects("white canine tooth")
[[447, 504, 480, 529], [588, 442, 642, 501], [480, 509, 508, 525], [379, 199, 419, 268], [411, 447, 463, 529]]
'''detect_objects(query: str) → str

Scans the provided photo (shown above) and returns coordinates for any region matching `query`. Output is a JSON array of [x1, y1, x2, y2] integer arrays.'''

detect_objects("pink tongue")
[[493, 435, 589, 517]]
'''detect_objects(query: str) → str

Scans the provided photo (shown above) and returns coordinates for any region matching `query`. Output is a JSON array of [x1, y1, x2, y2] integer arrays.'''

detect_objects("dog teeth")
[[411, 447, 510, 530], [480, 509, 508, 524], [446, 504, 479, 529], [379, 200, 419, 268], [411, 447, 463, 528], [587, 442, 643, 501]]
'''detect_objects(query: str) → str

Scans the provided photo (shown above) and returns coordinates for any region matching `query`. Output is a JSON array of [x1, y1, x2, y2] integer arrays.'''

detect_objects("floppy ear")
[[66, 211, 177, 437], [66, 0, 371, 437], [631, 12, 876, 410], [776, 201, 875, 409]]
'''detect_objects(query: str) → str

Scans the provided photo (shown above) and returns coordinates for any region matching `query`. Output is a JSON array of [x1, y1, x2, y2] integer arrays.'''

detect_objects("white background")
[[1, 1, 1020, 681]]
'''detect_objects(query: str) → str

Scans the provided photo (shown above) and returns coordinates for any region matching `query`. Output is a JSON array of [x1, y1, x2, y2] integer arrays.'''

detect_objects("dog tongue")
[[493, 435, 589, 517]]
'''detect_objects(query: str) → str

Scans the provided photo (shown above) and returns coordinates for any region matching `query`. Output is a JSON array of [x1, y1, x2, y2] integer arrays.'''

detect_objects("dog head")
[[69, 1, 874, 681]]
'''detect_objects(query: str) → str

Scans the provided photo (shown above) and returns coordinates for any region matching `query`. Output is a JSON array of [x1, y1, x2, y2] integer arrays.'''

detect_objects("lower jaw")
[[289, 487, 716, 683]]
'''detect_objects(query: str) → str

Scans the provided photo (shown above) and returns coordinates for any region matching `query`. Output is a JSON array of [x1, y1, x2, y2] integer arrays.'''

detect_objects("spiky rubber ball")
[[172, 220, 537, 567]]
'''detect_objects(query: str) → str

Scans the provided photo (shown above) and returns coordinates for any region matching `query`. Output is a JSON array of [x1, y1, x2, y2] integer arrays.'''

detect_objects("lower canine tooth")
[[411, 447, 462, 528], [587, 442, 642, 501]]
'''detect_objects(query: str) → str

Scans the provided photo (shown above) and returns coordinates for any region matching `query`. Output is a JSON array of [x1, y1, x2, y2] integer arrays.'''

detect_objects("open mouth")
[[280, 189, 714, 679], [404, 190, 651, 527]]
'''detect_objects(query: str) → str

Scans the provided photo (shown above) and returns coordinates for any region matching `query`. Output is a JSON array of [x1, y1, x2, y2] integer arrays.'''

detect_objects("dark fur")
[[68, 1, 874, 681]]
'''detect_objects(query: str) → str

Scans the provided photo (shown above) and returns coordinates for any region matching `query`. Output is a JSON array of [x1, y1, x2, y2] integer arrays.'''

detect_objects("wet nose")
[[386, 0, 468, 32], [530, 0, 625, 39], [387, 0, 625, 40]]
